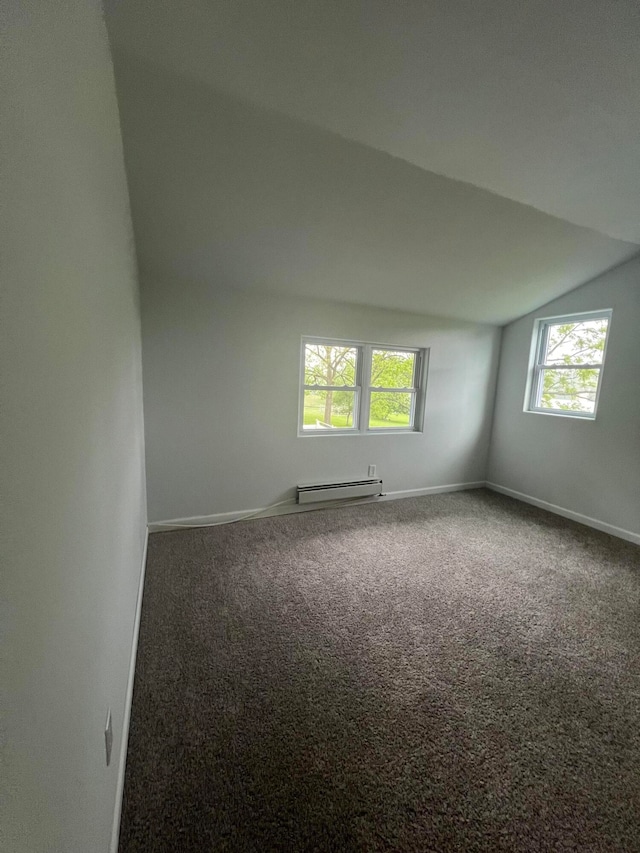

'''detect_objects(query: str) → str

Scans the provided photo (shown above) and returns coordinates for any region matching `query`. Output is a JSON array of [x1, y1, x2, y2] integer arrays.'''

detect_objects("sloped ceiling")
[[105, 0, 640, 324]]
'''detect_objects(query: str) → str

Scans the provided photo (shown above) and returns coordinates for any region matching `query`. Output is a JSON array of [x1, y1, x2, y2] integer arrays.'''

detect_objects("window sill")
[[524, 409, 596, 421], [298, 429, 423, 437]]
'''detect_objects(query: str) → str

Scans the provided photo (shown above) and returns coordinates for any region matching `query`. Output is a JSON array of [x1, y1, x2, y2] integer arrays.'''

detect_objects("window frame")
[[524, 309, 612, 420], [299, 337, 428, 436]]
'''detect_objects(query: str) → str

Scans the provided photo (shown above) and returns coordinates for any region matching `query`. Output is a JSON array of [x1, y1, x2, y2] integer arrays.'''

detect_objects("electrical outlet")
[[368, 464, 377, 478], [104, 708, 113, 767]]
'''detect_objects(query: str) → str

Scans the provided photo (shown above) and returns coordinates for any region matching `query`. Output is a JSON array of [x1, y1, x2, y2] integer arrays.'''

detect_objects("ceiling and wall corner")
[[107, 49, 636, 326], [103, 0, 640, 324], [487, 254, 640, 540], [100, 0, 640, 540]]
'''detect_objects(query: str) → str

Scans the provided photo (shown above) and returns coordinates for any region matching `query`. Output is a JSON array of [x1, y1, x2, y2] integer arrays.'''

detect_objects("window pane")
[[368, 392, 413, 428], [537, 368, 600, 414], [304, 344, 357, 386], [302, 390, 357, 429], [370, 349, 415, 389], [543, 319, 608, 365]]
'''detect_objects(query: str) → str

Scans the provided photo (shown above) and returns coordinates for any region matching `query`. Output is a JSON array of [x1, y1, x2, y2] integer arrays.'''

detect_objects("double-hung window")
[[526, 310, 612, 419], [300, 338, 427, 435]]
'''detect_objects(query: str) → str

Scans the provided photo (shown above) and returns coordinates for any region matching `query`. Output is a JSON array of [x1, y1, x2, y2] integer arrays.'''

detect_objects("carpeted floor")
[[119, 489, 640, 852]]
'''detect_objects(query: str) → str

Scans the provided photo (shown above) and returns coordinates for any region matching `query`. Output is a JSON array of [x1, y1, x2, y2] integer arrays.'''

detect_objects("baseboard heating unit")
[[297, 478, 383, 504]]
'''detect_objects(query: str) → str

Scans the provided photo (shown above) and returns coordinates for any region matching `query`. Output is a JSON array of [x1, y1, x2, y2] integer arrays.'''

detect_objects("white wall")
[[105, 0, 640, 245], [107, 48, 636, 327], [1, 3, 147, 851], [141, 277, 500, 522], [488, 254, 640, 539]]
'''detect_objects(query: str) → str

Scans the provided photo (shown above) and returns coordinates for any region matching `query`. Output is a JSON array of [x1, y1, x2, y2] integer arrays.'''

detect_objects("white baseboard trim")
[[110, 527, 149, 853], [382, 481, 486, 500], [486, 482, 640, 546], [148, 481, 487, 532]]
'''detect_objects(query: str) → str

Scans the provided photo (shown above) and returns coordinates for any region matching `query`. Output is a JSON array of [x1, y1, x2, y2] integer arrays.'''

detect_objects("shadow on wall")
[[110, 49, 635, 325]]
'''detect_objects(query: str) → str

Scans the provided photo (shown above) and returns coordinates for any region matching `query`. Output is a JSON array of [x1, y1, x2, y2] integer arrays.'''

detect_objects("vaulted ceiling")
[[105, 0, 640, 324]]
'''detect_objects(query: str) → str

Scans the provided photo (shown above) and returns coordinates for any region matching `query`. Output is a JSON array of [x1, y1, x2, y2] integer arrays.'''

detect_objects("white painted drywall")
[[487, 255, 640, 538], [1, 2, 147, 851], [108, 49, 636, 326], [105, 0, 640, 243], [141, 277, 500, 523]]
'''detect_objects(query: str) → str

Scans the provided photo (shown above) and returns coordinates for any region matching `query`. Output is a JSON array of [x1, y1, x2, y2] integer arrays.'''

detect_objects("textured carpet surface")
[[119, 490, 640, 852]]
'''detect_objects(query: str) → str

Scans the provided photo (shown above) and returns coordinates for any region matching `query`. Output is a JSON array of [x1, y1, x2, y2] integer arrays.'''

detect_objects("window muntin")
[[301, 339, 426, 434], [527, 311, 611, 418]]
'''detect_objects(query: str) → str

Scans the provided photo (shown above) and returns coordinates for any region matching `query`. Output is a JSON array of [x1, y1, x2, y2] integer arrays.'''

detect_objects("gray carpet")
[[119, 489, 640, 852]]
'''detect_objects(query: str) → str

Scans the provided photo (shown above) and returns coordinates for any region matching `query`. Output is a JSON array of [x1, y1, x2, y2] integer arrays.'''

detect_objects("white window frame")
[[299, 337, 428, 436], [524, 309, 612, 420]]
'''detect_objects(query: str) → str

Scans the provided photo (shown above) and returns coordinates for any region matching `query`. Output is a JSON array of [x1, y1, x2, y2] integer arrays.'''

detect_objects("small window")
[[300, 338, 427, 435], [526, 310, 611, 419]]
